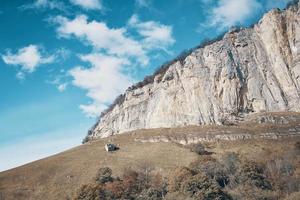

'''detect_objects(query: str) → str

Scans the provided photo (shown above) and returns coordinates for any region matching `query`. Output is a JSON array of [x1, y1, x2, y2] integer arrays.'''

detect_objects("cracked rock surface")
[[89, 3, 300, 140]]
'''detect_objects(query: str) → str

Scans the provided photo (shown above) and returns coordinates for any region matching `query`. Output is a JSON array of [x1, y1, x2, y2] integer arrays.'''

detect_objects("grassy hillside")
[[0, 113, 300, 200], [0, 132, 198, 200]]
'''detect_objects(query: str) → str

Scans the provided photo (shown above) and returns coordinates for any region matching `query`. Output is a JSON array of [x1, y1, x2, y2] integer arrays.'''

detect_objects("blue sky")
[[0, 0, 290, 171]]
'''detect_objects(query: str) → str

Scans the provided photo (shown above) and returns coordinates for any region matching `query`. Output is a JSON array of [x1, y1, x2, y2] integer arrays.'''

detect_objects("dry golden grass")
[[0, 132, 198, 200], [0, 112, 299, 200]]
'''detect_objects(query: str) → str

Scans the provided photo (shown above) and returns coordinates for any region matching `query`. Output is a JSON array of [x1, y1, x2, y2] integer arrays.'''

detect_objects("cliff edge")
[[87, 1, 300, 140]]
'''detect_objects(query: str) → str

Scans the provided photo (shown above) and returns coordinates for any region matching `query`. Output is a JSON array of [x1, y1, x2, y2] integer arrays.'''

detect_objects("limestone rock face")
[[88, 3, 300, 140]]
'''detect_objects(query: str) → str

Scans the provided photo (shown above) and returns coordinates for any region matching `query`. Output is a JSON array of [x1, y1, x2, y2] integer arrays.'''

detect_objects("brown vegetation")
[[74, 139, 300, 200], [74, 165, 167, 200]]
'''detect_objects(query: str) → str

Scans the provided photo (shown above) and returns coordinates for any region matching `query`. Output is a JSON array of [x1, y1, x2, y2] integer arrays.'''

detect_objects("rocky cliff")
[[87, 2, 300, 140]]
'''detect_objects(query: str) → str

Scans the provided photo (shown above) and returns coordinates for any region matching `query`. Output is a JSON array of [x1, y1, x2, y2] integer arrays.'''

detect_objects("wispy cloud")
[[135, 0, 151, 8], [57, 82, 68, 92], [205, 0, 262, 30], [51, 14, 175, 117], [200, 0, 291, 32], [48, 74, 69, 92], [2, 45, 55, 79], [2, 45, 68, 80], [52, 15, 148, 65], [134, 0, 161, 14], [20, 0, 67, 12], [70, 0, 103, 10], [69, 54, 133, 117], [128, 14, 175, 52], [55, 47, 71, 61]]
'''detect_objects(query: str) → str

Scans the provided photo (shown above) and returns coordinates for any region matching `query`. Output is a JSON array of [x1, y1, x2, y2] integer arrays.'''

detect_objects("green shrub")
[[136, 188, 165, 200], [168, 167, 194, 192], [265, 156, 299, 195], [75, 184, 106, 200], [180, 173, 232, 200], [94, 167, 113, 184], [189, 143, 208, 155], [189, 156, 229, 188], [121, 169, 141, 196], [237, 161, 271, 190], [221, 152, 239, 175]]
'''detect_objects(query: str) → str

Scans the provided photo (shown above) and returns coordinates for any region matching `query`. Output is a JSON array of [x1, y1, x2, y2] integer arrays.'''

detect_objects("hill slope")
[[0, 131, 198, 200], [0, 112, 300, 199], [88, 1, 300, 140]]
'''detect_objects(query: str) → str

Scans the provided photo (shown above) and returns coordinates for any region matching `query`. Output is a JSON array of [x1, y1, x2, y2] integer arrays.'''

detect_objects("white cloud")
[[135, 0, 151, 8], [51, 15, 175, 117], [206, 0, 262, 29], [16, 71, 25, 80], [69, 54, 133, 117], [55, 47, 71, 61], [70, 0, 102, 10], [128, 14, 175, 52], [53, 15, 148, 65], [21, 0, 66, 11], [79, 104, 106, 118], [57, 83, 68, 92], [2, 45, 55, 73], [47, 69, 70, 92]]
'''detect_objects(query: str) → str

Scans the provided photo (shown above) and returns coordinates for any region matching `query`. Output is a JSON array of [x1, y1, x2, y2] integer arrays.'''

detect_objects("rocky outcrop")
[[134, 131, 300, 145], [134, 113, 300, 144], [88, 2, 300, 140]]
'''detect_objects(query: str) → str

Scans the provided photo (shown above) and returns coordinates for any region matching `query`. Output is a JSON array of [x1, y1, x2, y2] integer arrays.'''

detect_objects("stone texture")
[[88, 3, 300, 140], [134, 131, 300, 145]]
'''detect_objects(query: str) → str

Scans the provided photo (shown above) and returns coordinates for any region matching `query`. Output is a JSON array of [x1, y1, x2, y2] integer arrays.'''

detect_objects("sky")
[[0, 0, 291, 172]]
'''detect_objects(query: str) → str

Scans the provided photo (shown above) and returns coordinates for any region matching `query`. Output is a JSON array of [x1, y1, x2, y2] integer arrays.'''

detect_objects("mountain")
[[1, 3, 300, 199], [86, 1, 300, 140]]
